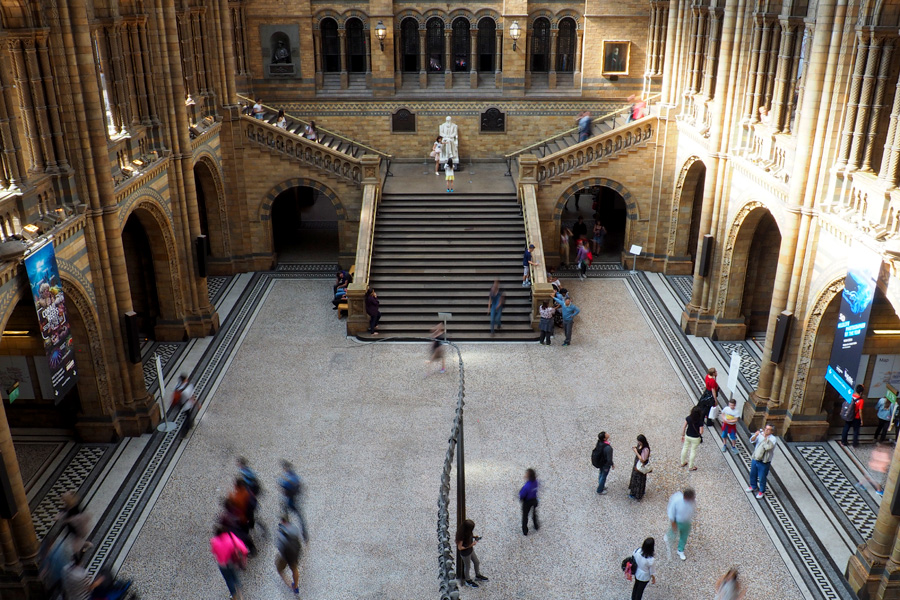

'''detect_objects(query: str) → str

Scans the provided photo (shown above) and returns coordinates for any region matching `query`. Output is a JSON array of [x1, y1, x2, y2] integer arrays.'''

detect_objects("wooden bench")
[[336, 265, 355, 318]]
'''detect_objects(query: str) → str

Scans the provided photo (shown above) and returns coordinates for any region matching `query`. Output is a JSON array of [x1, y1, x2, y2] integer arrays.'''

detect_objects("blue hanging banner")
[[23, 242, 78, 401], [825, 246, 882, 402]]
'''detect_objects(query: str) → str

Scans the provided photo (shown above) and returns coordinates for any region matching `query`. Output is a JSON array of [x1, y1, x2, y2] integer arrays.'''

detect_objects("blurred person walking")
[[875, 395, 893, 443], [62, 547, 97, 600], [628, 435, 651, 501], [427, 323, 446, 376], [456, 519, 489, 588], [519, 468, 540, 535], [365, 288, 381, 335], [488, 279, 506, 335], [275, 515, 302, 594], [715, 567, 746, 600], [665, 488, 696, 561], [680, 406, 705, 471], [592, 431, 614, 494], [211, 525, 248, 600], [560, 226, 573, 267], [57, 491, 91, 556], [279, 461, 309, 542]]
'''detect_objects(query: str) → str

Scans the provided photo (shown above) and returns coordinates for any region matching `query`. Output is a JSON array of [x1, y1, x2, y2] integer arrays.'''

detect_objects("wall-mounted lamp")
[[375, 21, 387, 51], [509, 21, 521, 51]]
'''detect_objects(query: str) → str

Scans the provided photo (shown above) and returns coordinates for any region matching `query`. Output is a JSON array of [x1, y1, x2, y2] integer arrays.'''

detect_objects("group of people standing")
[[560, 215, 604, 279], [210, 458, 309, 598]]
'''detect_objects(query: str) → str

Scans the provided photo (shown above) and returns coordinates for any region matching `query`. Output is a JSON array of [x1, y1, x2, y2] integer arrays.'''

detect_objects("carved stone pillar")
[[313, 31, 323, 87], [750, 17, 773, 120], [120, 22, 141, 127], [849, 35, 883, 170], [24, 35, 57, 171], [879, 71, 900, 184], [110, 25, 131, 128], [548, 30, 558, 88], [495, 29, 503, 87], [138, 20, 160, 125], [444, 28, 452, 88], [0, 64, 24, 188], [419, 29, 427, 88], [700, 9, 721, 99], [339, 30, 348, 88], [763, 23, 780, 108], [862, 39, 893, 172], [0, 392, 40, 575], [470, 26, 477, 88], [837, 33, 869, 168], [770, 21, 795, 131], [8, 39, 44, 173]]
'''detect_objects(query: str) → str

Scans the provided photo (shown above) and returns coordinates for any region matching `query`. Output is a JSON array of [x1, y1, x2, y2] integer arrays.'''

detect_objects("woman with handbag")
[[628, 435, 651, 500]]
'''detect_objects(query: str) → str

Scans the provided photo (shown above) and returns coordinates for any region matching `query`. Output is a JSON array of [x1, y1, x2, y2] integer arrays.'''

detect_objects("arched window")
[[426, 18, 444, 73], [452, 18, 470, 72], [346, 18, 366, 73], [530, 18, 550, 73], [321, 18, 340, 72], [400, 18, 420, 72], [557, 18, 576, 72], [477, 18, 496, 72]]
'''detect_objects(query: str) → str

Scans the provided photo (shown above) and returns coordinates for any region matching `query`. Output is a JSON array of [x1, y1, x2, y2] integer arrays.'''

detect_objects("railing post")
[[347, 155, 382, 336]]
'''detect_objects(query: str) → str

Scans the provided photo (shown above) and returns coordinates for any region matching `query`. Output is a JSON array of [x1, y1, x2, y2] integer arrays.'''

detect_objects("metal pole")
[[456, 412, 466, 573]]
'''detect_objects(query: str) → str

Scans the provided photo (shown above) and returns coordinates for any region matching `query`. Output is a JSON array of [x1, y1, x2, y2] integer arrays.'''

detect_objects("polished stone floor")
[[117, 277, 801, 599]]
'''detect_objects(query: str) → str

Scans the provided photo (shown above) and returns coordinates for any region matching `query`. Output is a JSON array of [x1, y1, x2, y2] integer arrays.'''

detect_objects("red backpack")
[[586, 250, 593, 264]]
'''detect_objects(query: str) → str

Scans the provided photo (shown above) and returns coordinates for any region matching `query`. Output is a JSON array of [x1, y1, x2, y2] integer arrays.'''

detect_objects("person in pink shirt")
[[211, 526, 248, 600]]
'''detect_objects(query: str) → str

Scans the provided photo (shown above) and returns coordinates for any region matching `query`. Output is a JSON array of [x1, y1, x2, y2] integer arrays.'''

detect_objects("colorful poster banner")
[[23, 242, 77, 401], [825, 247, 882, 402]]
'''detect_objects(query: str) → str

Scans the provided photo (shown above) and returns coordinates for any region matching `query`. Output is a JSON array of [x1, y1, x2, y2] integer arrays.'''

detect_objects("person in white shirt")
[[746, 424, 777, 499], [631, 537, 656, 600], [665, 488, 696, 561], [720, 398, 741, 454], [252, 98, 265, 120]]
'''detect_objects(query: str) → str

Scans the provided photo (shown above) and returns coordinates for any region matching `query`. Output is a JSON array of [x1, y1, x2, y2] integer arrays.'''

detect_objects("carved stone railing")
[[534, 119, 655, 185], [346, 155, 384, 336], [827, 171, 896, 241], [742, 123, 796, 184], [242, 115, 364, 186], [518, 156, 553, 327]]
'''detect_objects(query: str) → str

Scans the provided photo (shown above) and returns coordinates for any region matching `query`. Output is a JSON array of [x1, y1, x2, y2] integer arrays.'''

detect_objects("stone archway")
[[193, 156, 231, 262], [667, 157, 707, 264], [714, 203, 782, 338], [121, 201, 185, 340], [553, 177, 637, 262], [259, 177, 346, 261]]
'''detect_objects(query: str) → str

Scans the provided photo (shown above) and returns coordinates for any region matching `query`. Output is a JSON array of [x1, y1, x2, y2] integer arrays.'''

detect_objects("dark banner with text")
[[825, 247, 881, 402], [23, 243, 77, 401]]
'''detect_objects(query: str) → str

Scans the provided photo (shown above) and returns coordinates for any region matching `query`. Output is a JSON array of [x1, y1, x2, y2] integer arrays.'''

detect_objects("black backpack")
[[591, 443, 607, 469], [621, 554, 637, 573], [840, 399, 855, 421]]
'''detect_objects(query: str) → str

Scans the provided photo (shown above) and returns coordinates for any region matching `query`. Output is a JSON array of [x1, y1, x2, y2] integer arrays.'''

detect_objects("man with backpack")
[[278, 461, 309, 542], [592, 432, 614, 495], [840, 384, 865, 448]]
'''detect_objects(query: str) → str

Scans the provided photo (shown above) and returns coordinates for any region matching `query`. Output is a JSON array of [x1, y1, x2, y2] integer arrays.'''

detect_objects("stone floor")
[[117, 277, 800, 599]]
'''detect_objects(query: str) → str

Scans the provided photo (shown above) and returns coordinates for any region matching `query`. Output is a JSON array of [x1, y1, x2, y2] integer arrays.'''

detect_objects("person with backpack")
[[592, 431, 614, 494], [275, 514, 302, 594], [554, 296, 581, 346], [279, 461, 309, 542], [698, 367, 719, 427], [626, 537, 656, 600], [840, 384, 865, 448]]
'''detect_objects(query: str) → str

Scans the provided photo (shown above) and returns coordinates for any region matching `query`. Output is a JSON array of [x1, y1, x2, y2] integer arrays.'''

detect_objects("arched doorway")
[[530, 18, 550, 73], [561, 184, 629, 263], [426, 18, 444, 73], [193, 160, 225, 263], [345, 18, 366, 73], [740, 212, 781, 336], [400, 18, 419, 72], [452, 18, 470, 72], [557, 18, 576, 72], [477, 18, 496, 72], [270, 186, 339, 263], [672, 159, 706, 266], [321, 18, 340, 72]]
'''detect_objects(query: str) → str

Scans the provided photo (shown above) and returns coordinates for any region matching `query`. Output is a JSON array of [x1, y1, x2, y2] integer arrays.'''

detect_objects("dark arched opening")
[[477, 18, 496, 72], [400, 18, 420, 72], [321, 18, 340, 72], [271, 186, 339, 263], [452, 18, 470, 72], [346, 18, 366, 73], [685, 163, 706, 265], [193, 161, 224, 262], [122, 215, 162, 338], [426, 18, 444, 73], [530, 18, 550, 73], [740, 212, 781, 336], [557, 18, 576, 72]]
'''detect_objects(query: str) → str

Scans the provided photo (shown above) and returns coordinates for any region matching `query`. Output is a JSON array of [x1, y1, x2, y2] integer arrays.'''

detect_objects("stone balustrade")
[[242, 116, 363, 186]]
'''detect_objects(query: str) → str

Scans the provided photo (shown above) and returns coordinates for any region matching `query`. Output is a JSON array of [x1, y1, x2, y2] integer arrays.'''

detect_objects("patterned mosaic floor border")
[[275, 262, 340, 275], [714, 340, 762, 389], [140, 342, 187, 394], [207, 275, 232, 305]]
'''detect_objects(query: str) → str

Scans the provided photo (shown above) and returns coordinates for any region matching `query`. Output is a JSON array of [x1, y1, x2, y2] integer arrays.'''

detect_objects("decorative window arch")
[[320, 18, 340, 72], [477, 17, 496, 72], [345, 17, 366, 73], [531, 17, 551, 73], [426, 17, 444, 73], [451, 17, 470, 72], [400, 17, 420, 72], [557, 17, 576, 72]]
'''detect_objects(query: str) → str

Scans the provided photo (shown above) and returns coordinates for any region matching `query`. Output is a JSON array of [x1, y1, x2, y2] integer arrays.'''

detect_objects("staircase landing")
[[382, 161, 515, 196]]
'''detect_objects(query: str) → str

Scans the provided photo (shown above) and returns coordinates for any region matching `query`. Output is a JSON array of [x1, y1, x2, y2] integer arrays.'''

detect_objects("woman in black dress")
[[628, 434, 651, 500]]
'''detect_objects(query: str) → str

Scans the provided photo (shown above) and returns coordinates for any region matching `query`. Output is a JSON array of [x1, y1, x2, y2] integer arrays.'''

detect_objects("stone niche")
[[260, 25, 301, 79]]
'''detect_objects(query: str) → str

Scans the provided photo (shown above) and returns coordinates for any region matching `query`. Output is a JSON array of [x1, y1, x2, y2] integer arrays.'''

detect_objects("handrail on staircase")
[[503, 93, 661, 176], [237, 93, 394, 165], [345, 155, 382, 335]]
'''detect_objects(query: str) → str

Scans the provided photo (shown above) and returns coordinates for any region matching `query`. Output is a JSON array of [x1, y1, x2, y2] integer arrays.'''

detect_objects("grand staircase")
[[364, 191, 539, 341]]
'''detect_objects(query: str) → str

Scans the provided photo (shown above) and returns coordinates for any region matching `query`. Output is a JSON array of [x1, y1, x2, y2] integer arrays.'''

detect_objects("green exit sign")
[[7, 382, 19, 404], [887, 384, 898, 404]]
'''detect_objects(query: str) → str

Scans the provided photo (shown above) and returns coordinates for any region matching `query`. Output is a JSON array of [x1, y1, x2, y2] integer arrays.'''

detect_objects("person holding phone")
[[455, 519, 488, 588]]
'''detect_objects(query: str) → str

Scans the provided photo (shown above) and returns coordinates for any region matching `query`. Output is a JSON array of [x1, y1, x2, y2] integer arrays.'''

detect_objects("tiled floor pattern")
[[30, 446, 108, 540], [667, 274, 694, 304], [716, 340, 762, 388], [140, 342, 185, 393], [206, 276, 231, 305], [275, 262, 339, 274]]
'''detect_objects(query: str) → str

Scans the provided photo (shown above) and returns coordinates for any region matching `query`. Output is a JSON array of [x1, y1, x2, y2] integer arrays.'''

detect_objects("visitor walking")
[[211, 525, 248, 600], [746, 423, 777, 499], [304, 120, 318, 142], [560, 226, 573, 267], [173, 373, 198, 433], [519, 468, 540, 535], [444, 159, 455, 192], [456, 519, 489, 588], [431, 136, 443, 174], [365, 288, 381, 335], [715, 567, 746, 600], [575, 240, 590, 280], [591, 220, 606, 254], [278, 461, 308, 542], [572, 216, 588, 242], [665, 488, 696, 561], [275, 515, 302, 594], [628, 435, 651, 500], [593, 431, 614, 494], [276, 109, 287, 129], [875, 396, 893, 443], [700, 367, 719, 426], [488, 279, 505, 335], [858, 442, 891, 495], [427, 323, 446, 376], [630, 537, 657, 600], [538, 299, 556, 345], [720, 398, 741, 454], [523, 244, 538, 287], [555, 296, 580, 346], [680, 405, 705, 471], [56, 491, 91, 556], [252, 98, 265, 119], [577, 111, 592, 142]]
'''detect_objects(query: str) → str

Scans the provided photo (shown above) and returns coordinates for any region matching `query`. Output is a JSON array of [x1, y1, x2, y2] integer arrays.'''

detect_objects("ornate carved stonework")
[[788, 278, 844, 413], [667, 156, 702, 257], [714, 200, 765, 319]]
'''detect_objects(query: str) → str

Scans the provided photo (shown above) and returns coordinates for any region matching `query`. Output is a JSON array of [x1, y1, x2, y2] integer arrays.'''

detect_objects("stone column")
[[879, 71, 900, 184], [24, 35, 57, 172], [648, 5, 659, 75], [444, 28, 452, 89], [365, 28, 372, 88], [750, 18, 773, 120], [339, 30, 348, 89], [770, 21, 795, 131], [849, 35, 883, 170], [661, 0, 685, 104], [419, 29, 427, 88], [836, 33, 869, 168], [862, 40, 894, 171], [470, 26, 478, 88], [687, 8, 704, 93], [495, 29, 503, 87], [0, 64, 25, 189], [0, 399, 40, 585], [700, 9, 721, 99], [217, 0, 237, 103], [120, 22, 141, 127], [574, 29, 583, 87], [313, 31, 323, 88], [783, 26, 809, 134], [548, 30, 558, 88], [8, 39, 44, 173]]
